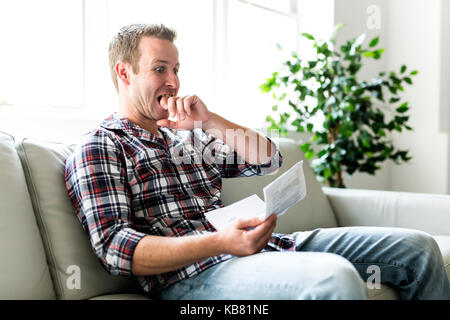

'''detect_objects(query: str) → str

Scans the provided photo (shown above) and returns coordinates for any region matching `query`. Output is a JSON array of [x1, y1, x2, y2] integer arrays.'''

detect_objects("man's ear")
[[115, 61, 131, 86]]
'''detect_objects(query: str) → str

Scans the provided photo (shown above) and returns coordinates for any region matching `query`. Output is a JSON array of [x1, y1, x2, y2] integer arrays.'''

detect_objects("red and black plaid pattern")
[[65, 113, 295, 296]]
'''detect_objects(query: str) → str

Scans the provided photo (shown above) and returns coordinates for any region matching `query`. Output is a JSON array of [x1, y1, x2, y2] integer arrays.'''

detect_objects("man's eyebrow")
[[152, 59, 180, 67]]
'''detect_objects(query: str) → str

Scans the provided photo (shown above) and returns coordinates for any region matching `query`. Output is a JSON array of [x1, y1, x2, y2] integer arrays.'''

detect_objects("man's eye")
[[155, 66, 165, 73], [174, 69, 179, 75]]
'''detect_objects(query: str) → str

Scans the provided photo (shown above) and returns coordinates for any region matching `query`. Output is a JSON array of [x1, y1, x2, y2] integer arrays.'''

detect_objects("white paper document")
[[205, 161, 307, 231], [263, 160, 307, 217]]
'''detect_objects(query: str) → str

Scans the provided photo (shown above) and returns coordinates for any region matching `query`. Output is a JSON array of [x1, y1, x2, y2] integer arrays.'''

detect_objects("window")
[[220, 0, 299, 128], [0, 0, 84, 108]]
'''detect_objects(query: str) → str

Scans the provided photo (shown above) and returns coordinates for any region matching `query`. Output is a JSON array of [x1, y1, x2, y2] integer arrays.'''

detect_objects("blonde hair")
[[109, 23, 177, 92]]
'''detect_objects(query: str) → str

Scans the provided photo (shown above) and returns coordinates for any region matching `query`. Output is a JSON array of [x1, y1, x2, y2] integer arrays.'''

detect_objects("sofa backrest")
[[221, 138, 338, 233], [16, 138, 141, 300], [0, 132, 56, 299]]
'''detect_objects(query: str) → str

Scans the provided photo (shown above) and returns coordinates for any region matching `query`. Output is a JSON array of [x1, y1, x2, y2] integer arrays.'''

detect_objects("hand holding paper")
[[205, 161, 307, 231]]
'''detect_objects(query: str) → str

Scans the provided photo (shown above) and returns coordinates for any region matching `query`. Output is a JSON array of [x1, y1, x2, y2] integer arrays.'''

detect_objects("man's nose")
[[165, 71, 179, 88]]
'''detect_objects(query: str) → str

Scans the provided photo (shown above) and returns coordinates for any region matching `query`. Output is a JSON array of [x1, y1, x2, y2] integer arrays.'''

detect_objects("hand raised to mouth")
[[157, 95, 211, 130]]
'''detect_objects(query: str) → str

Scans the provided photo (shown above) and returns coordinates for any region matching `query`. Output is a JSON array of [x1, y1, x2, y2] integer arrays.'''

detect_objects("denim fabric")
[[160, 227, 450, 300]]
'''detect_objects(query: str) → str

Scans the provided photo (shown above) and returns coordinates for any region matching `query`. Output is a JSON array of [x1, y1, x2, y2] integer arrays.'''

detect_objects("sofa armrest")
[[323, 187, 450, 236]]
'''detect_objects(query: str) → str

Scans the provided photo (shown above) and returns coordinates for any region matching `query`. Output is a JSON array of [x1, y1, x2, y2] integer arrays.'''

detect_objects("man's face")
[[128, 36, 180, 121]]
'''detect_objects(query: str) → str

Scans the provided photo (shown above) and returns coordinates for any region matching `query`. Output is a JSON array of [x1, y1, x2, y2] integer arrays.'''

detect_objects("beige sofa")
[[1, 130, 449, 300]]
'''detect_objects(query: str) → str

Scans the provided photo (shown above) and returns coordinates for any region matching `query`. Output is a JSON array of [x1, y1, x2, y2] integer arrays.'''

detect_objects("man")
[[65, 23, 450, 300]]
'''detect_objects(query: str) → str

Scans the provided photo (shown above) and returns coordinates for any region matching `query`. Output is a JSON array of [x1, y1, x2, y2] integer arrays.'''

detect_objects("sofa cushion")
[[0, 132, 55, 299], [368, 284, 400, 300], [221, 138, 338, 233], [89, 293, 150, 300], [16, 138, 143, 300]]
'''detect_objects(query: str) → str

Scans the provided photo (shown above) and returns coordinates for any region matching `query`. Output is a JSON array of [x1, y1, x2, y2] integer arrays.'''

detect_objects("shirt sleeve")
[[200, 130, 283, 178], [64, 130, 147, 277]]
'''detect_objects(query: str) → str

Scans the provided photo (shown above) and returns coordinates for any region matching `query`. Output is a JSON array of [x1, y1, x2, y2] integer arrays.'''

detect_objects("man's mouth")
[[157, 94, 174, 104]]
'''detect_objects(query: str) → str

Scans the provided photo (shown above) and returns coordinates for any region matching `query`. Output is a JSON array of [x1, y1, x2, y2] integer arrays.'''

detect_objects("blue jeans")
[[160, 227, 450, 300]]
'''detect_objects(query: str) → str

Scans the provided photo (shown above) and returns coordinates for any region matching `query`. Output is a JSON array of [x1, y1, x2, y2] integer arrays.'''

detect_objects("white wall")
[[387, 0, 448, 194], [440, 0, 450, 133], [441, 0, 450, 194], [334, 0, 449, 194]]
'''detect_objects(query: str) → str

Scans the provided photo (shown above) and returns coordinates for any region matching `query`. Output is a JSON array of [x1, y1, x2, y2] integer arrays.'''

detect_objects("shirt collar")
[[100, 113, 169, 144]]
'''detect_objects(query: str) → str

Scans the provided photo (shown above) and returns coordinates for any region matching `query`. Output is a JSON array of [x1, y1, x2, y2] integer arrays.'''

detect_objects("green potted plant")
[[260, 24, 417, 188]]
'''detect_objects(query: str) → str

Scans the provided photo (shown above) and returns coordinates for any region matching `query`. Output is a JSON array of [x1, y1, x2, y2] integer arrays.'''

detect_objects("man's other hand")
[[157, 95, 210, 130]]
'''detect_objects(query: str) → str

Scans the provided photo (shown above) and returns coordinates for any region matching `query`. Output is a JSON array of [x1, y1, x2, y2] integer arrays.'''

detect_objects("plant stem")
[[335, 170, 345, 188], [326, 120, 345, 188]]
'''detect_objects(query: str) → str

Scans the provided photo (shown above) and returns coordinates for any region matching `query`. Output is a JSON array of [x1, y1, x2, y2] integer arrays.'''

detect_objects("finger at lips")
[[160, 96, 168, 109], [168, 97, 177, 118], [183, 96, 192, 116], [176, 97, 186, 120]]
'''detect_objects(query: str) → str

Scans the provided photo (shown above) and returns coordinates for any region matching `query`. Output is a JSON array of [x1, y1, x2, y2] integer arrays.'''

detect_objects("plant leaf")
[[354, 33, 367, 47], [396, 102, 409, 113], [302, 33, 315, 40], [330, 23, 344, 44], [404, 77, 413, 84], [373, 48, 385, 59], [389, 97, 401, 104], [323, 167, 332, 179], [369, 37, 379, 47], [305, 149, 315, 160], [400, 65, 407, 73]]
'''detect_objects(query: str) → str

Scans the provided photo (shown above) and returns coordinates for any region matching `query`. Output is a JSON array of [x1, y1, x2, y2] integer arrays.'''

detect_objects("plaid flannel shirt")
[[65, 113, 295, 296]]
